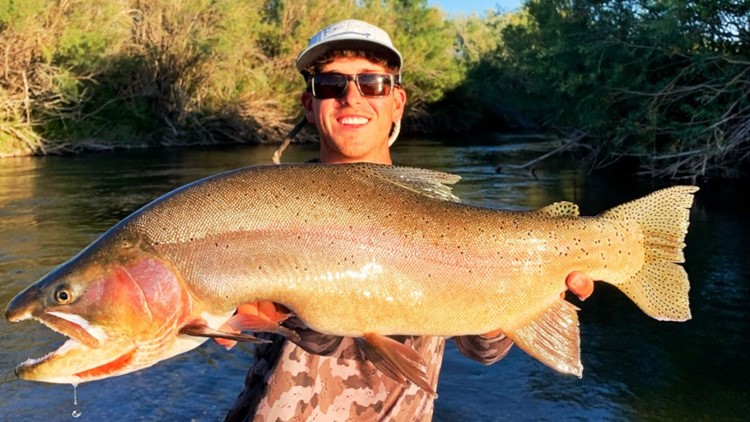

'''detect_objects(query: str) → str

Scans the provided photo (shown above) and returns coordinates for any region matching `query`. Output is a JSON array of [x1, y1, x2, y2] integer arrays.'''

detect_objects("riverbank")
[[2, 1, 747, 180]]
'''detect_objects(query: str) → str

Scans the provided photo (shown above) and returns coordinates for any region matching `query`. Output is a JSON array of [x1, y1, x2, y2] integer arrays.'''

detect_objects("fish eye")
[[54, 287, 74, 304]]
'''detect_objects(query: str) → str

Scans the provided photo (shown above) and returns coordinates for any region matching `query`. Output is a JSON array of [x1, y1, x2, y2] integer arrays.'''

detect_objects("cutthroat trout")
[[5, 163, 697, 392]]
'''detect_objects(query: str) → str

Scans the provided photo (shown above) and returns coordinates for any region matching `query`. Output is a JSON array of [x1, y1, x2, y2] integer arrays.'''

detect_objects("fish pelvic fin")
[[358, 333, 435, 395], [600, 185, 699, 321], [505, 299, 582, 377]]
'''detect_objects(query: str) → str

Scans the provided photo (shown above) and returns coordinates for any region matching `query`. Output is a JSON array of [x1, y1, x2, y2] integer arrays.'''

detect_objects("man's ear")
[[392, 86, 407, 122], [301, 91, 316, 123]]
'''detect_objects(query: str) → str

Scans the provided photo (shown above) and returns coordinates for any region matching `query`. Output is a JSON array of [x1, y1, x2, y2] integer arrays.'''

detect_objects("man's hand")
[[565, 271, 595, 301]]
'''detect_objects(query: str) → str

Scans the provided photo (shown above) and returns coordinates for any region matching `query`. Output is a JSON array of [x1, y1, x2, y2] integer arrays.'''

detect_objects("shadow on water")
[[0, 135, 747, 420]]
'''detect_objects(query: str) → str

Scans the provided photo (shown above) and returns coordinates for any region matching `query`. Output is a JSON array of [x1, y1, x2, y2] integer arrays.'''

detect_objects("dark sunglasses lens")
[[313, 74, 347, 99], [357, 74, 392, 96]]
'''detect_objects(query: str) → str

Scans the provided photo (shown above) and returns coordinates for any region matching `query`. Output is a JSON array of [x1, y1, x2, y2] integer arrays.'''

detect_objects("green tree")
[[475, 0, 750, 179]]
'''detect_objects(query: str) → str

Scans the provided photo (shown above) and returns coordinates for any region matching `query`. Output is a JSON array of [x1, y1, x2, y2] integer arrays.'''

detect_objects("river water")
[[0, 136, 747, 421]]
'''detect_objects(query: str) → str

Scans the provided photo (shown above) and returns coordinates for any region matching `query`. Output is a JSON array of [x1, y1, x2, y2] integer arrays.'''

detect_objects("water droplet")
[[71, 383, 82, 418]]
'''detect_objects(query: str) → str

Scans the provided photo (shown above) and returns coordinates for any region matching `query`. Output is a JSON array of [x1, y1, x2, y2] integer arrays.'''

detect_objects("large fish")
[[5, 163, 697, 392]]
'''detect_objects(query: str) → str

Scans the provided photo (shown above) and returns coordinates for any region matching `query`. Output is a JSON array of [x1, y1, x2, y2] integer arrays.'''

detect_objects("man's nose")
[[340, 80, 362, 104]]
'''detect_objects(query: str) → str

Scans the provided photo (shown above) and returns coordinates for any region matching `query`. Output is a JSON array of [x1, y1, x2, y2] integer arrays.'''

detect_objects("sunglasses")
[[310, 73, 399, 99]]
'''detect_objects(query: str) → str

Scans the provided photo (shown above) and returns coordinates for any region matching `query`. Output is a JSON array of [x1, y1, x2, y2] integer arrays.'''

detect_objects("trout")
[[5, 163, 697, 392]]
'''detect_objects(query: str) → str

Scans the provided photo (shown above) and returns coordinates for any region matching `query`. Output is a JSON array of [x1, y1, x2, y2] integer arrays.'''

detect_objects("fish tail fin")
[[600, 185, 699, 321]]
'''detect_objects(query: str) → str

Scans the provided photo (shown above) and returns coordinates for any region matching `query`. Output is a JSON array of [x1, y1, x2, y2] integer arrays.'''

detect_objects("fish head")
[[5, 235, 198, 384]]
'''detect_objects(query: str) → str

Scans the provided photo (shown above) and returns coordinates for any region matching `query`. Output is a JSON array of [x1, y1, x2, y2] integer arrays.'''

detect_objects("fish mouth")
[[13, 311, 135, 384], [16, 337, 90, 381], [35, 311, 107, 349]]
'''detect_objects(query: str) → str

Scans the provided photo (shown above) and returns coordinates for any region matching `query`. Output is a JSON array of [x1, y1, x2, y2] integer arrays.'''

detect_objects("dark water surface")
[[0, 137, 747, 421]]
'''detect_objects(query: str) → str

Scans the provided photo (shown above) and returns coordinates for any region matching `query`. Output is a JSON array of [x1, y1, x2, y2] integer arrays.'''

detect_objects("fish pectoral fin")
[[358, 333, 435, 395], [237, 301, 291, 325], [223, 313, 302, 343], [225, 301, 301, 343], [179, 321, 272, 346], [504, 299, 583, 377]]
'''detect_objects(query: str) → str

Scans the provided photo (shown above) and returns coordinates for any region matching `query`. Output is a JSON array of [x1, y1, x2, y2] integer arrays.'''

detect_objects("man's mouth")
[[339, 116, 369, 125]]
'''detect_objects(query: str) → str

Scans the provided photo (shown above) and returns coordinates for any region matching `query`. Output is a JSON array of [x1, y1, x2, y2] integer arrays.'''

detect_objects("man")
[[225, 19, 594, 421]]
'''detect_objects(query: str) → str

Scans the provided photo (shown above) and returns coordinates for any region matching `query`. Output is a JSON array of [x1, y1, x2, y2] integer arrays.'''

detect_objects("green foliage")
[[1, 0, 747, 178], [438, 0, 749, 179], [0, 0, 467, 153], [0, 0, 47, 27]]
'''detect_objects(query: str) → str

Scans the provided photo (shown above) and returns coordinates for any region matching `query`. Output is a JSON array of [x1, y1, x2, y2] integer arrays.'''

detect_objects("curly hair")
[[303, 49, 400, 80]]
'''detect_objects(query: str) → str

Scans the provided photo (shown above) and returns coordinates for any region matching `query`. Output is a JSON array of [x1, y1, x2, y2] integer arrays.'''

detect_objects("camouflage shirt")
[[225, 319, 512, 422]]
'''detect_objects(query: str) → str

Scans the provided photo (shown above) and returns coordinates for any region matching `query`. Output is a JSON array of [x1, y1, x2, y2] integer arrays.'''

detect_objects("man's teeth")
[[339, 117, 368, 125]]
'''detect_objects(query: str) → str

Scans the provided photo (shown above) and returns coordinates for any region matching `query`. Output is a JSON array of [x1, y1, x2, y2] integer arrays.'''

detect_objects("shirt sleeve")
[[283, 316, 343, 356], [453, 332, 514, 365]]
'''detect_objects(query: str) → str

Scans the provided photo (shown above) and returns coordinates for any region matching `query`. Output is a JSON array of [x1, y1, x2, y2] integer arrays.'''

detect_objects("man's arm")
[[454, 332, 514, 364], [282, 316, 343, 355]]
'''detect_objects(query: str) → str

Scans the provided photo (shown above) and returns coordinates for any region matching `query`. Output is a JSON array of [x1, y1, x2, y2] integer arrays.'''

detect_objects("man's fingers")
[[565, 271, 595, 301]]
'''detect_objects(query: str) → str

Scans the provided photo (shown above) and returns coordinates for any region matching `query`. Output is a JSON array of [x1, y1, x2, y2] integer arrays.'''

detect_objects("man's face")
[[302, 57, 407, 164]]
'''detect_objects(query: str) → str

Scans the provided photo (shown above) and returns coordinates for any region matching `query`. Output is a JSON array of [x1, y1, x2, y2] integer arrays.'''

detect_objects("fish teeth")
[[19, 338, 81, 367]]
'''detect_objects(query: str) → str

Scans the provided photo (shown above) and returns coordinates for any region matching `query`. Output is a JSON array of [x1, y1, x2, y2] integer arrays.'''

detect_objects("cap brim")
[[296, 39, 402, 73]]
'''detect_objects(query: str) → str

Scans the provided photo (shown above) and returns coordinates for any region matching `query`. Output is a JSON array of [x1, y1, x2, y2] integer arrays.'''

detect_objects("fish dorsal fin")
[[504, 299, 583, 377], [358, 333, 435, 395], [360, 164, 462, 202], [532, 201, 580, 217]]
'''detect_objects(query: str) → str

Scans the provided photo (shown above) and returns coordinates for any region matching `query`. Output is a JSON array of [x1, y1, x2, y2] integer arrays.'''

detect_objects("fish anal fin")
[[504, 299, 582, 377], [359, 333, 435, 395], [532, 201, 580, 217], [179, 320, 271, 348]]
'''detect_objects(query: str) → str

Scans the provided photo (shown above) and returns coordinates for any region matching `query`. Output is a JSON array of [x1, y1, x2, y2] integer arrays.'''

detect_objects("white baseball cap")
[[295, 19, 403, 74]]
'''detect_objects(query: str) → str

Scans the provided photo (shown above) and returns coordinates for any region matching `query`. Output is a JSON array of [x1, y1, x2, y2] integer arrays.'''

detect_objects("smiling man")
[[225, 19, 593, 421], [298, 23, 406, 164]]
